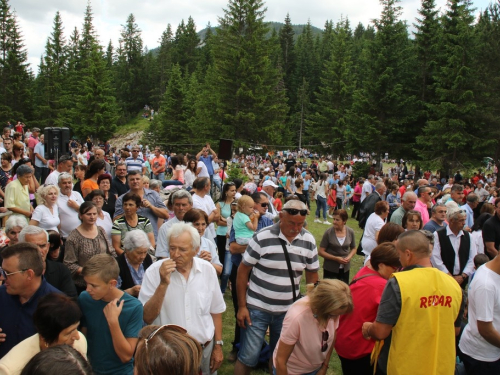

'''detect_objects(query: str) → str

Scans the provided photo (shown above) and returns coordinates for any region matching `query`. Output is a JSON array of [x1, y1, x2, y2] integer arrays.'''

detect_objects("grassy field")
[[217, 200, 364, 375]]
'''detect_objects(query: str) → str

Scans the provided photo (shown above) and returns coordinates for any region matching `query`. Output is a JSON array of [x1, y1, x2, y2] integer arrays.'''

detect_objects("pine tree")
[[417, 0, 479, 171], [172, 16, 200, 75], [474, 4, 500, 170], [307, 17, 354, 153], [155, 64, 186, 145], [348, 0, 416, 161], [35, 11, 67, 127], [207, 0, 288, 146], [115, 13, 145, 117], [0, 1, 32, 121], [106, 40, 114, 69], [279, 13, 295, 89]]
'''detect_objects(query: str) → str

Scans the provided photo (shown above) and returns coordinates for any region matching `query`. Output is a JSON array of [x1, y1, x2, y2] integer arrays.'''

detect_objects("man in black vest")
[[431, 209, 476, 288]]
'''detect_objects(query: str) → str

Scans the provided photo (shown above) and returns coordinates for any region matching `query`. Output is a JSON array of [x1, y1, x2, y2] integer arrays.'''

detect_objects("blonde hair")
[[237, 195, 254, 212], [306, 279, 353, 327], [135, 325, 202, 375], [82, 254, 119, 283], [142, 175, 150, 185], [36, 184, 60, 206]]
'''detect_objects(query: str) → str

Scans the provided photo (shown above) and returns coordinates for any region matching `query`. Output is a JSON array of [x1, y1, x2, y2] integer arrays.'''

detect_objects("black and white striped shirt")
[[242, 223, 319, 314]]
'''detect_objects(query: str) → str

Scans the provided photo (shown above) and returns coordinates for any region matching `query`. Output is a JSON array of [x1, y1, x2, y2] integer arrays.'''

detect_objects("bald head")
[[397, 231, 431, 258]]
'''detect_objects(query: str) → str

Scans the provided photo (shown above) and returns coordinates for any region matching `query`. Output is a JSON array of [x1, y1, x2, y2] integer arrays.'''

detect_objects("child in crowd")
[[78, 254, 143, 375], [274, 191, 284, 212], [233, 195, 259, 245]]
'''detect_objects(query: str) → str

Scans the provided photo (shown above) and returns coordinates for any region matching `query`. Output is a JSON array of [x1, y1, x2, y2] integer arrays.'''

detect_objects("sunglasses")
[[283, 208, 308, 216], [259, 202, 269, 207], [321, 330, 329, 352]]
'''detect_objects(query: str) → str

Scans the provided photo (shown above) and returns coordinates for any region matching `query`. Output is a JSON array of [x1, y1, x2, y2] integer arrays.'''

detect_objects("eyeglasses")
[[321, 330, 329, 352], [283, 208, 308, 216], [144, 324, 187, 372], [0, 267, 28, 278]]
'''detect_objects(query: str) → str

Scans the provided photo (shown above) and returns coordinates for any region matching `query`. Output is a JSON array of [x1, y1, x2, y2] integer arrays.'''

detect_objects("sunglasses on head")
[[283, 208, 307, 216]]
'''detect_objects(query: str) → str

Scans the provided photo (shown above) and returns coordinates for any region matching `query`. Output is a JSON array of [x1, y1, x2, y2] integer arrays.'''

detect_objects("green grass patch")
[[218, 200, 364, 375], [113, 112, 151, 136]]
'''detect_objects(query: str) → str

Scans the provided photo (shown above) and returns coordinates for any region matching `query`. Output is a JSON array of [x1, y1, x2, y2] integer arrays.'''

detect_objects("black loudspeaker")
[[44, 127, 70, 159], [218, 139, 233, 160]]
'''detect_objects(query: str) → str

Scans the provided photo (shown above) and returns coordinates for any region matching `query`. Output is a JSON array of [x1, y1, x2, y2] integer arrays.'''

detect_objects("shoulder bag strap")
[[279, 239, 298, 302], [349, 273, 378, 286]]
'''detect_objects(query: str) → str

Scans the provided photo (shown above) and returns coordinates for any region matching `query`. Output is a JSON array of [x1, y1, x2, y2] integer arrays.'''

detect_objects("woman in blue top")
[[216, 182, 236, 292]]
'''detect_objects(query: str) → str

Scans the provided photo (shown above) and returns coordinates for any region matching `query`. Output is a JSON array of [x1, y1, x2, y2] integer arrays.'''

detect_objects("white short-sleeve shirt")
[[31, 204, 60, 232], [58, 191, 84, 238], [138, 257, 226, 343]]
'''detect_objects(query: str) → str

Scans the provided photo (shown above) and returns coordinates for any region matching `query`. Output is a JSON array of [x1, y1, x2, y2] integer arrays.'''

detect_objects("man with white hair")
[[19, 226, 76, 297], [57, 172, 84, 241], [139, 222, 226, 375], [431, 209, 476, 288]]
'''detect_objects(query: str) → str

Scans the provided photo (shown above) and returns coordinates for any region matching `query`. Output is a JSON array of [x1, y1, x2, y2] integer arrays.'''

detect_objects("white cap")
[[262, 180, 278, 188]]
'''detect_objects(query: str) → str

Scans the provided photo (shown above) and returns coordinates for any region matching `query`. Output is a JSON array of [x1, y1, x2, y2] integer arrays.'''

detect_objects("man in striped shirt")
[[234, 200, 319, 375], [125, 147, 147, 175]]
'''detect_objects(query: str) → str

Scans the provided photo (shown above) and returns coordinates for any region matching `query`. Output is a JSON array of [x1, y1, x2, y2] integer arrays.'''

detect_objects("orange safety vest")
[[387, 267, 461, 375]]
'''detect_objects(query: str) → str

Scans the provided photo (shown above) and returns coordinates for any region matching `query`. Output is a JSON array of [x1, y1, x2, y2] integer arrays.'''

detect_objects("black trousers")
[[216, 235, 227, 276], [352, 200, 360, 218], [339, 354, 373, 375], [323, 268, 350, 284], [229, 262, 240, 350]]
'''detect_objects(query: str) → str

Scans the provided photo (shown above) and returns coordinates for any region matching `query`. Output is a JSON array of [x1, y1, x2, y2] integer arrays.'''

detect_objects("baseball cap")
[[262, 180, 278, 188]]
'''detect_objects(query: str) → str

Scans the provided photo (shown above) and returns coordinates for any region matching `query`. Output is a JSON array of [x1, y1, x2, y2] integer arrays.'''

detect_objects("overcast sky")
[[10, 0, 492, 71]]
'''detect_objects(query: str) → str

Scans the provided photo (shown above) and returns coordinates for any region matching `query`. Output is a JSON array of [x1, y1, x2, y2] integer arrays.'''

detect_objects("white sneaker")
[[323, 220, 330, 224], [314, 218, 321, 223], [328, 214, 333, 218]]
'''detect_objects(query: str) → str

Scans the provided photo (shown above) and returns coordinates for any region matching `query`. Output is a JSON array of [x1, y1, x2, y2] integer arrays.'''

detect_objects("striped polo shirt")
[[125, 156, 145, 172], [242, 222, 319, 314]]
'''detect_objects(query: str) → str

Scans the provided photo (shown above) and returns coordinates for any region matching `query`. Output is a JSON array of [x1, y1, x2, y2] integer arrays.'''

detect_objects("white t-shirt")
[[471, 230, 485, 255], [44, 170, 61, 187], [361, 181, 373, 202], [192, 193, 217, 239], [58, 191, 85, 238], [459, 264, 500, 361], [197, 161, 209, 178], [97, 211, 113, 241], [361, 213, 385, 257], [31, 204, 60, 232]]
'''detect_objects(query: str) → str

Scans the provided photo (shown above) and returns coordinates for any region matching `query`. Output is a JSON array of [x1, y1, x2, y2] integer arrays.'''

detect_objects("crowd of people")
[[0, 130, 499, 375]]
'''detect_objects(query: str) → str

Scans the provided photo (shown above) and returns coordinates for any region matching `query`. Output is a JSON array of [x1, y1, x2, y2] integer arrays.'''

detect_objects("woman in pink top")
[[273, 280, 353, 375], [334, 243, 401, 375]]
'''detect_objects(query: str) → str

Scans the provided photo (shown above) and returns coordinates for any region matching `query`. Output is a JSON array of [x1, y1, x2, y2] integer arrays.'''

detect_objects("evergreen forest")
[[2, 0, 500, 171]]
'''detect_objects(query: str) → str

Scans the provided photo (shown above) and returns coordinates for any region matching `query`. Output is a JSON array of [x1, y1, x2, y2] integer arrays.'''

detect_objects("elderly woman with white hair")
[[29, 184, 60, 232], [4, 215, 28, 246], [4, 164, 34, 221], [117, 230, 153, 297]]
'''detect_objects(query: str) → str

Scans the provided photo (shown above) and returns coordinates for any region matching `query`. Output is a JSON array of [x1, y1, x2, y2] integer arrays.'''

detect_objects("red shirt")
[[399, 185, 407, 197], [335, 266, 387, 359]]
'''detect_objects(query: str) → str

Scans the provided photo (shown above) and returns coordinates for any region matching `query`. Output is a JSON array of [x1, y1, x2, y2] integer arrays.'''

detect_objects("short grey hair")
[[19, 225, 49, 242], [172, 189, 193, 205], [166, 222, 200, 252], [466, 193, 479, 203], [149, 179, 162, 190], [431, 203, 446, 215], [5, 215, 28, 233], [402, 191, 417, 201], [447, 208, 466, 222], [375, 182, 385, 191], [282, 199, 307, 211], [58, 172, 73, 184], [123, 230, 151, 253], [17, 164, 33, 177]]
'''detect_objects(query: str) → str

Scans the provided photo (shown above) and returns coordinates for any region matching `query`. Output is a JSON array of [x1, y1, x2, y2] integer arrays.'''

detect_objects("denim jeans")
[[220, 250, 232, 293], [153, 172, 165, 181], [238, 308, 286, 367], [315, 196, 327, 220]]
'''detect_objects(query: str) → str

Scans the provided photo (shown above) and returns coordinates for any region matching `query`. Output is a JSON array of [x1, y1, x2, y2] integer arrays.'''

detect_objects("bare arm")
[[478, 320, 500, 348], [143, 260, 175, 324], [229, 241, 247, 255], [305, 270, 318, 284], [275, 340, 295, 375], [245, 214, 259, 231], [103, 299, 138, 363], [236, 263, 253, 328], [485, 242, 498, 258], [362, 321, 393, 341], [111, 235, 123, 256], [210, 313, 224, 372]]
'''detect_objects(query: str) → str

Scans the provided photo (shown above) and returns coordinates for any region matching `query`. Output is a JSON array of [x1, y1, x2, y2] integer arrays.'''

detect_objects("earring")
[[313, 313, 318, 319]]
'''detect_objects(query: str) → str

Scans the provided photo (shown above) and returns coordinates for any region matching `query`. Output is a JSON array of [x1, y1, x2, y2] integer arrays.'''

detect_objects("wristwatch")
[[215, 340, 224, 346]]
